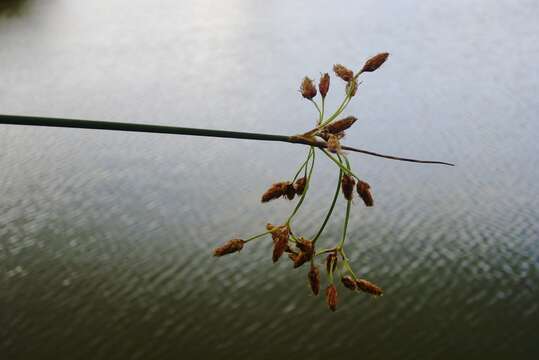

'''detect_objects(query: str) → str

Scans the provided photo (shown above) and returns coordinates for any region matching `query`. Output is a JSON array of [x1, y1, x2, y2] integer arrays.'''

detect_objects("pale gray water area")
[[1, 1, 539, 359]]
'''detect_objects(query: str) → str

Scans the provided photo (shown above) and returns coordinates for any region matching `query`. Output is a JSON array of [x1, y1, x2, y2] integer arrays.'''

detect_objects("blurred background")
[[1, 0, 538, 359]]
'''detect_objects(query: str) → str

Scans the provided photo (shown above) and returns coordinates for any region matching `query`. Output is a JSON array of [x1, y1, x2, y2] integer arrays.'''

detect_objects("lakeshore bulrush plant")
[[213, 52, 390, 312]]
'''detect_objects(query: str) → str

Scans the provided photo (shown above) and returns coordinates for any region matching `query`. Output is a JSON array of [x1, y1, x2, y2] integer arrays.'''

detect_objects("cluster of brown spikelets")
[[213, 52, 389, 311]]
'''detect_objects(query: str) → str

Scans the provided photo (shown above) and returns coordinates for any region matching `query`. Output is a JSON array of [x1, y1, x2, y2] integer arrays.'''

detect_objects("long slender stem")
[[286, 147, 315, 225], [319, 148, 362, 180], [292, 148, 311, 182], [244, 230, 272, 243], [309, 100, 322, 120], [312, 168, 342, 244], [1, 114, 454, 166], [338, 156, 352, 249]]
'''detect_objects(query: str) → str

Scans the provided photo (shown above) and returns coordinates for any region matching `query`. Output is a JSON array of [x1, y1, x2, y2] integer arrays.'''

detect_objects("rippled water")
[[1, 1, 539, 359]]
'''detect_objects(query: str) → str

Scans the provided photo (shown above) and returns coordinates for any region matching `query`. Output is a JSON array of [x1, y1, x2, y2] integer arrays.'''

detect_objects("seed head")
[[325, 116, 357, 134], [327, 134, 342, 154], [261, 182, 291, 203], [346, 78, 358, 97], [333, 64, 354, 82], [213, 239, 245, 257], [356, 279, 383, 296], [308, 265, 320, 296], [326, 284, 338, 311], [341, 175, 356, 201], [356, 180, 374, 207], [341, 276, 357, 291], [293, 177, 307, 195], [319, 73, 330, 98], [293, 238, 314, 268], [272, 227, 289, 263], [300, 76, 317, 99], [361, 52, 389, 73], [326, 252, 338, 274], [285, 183, 296, 200]]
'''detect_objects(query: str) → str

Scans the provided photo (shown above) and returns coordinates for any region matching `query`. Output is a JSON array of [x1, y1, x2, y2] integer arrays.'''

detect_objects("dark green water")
[[1, 1, 538, 359]]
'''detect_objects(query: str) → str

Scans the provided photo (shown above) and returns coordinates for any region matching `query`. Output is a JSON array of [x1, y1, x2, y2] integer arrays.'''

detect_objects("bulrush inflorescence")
[[213, 52, 391, 311]]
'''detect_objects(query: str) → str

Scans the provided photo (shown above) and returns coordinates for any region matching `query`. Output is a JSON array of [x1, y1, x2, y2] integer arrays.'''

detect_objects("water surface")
[[1, 1, 539, 359]]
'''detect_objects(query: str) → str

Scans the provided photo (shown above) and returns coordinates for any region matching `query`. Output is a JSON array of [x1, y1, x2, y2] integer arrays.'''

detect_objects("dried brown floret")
[[261, 182, 291, 203], [308, 265, 320, 296], [341, 174, 356, 201], [361, 52, 389, 73], [333, 64, 354, 82], [272, 227, 289, 263], [293, 239, 314, 269], [285, 183, 296, 200], [319, 73, 330, 98], [300, 76, 317, 99], [341, 276, 357, 291], [326, 284, 338, 311], [295, 238, 313, 256], [356, 279, 383, 296], [293, 177, 307, 195], [356, 180, 374, 207], [327, 134, 342, 154], [325, 116, 357, 134], [213, 239, 245, 257], [326, 252, 338, 274]]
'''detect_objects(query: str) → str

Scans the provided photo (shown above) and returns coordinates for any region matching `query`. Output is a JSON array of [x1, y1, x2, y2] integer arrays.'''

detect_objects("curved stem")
[[292, 148, 311, 182], [286, 147, 315, 225], [319, 148, 361, 180], [312, 168, 342, 244], [338, 156, 352, 249], [244, 230, 273, 243]]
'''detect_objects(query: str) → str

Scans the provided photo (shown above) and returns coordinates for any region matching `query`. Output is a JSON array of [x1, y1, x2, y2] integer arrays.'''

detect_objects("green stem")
[[338, 156, 352, 249], [292, 148, 311, 182], [286, 146, 315, 225], [309, 99, 322, 120], [319, 149, 361, 180], [315, 248, 337, 257], [312, 168, 342, 244], [244, 230, 273, 243]]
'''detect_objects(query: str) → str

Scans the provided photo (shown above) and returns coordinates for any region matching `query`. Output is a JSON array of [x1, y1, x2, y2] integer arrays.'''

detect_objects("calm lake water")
[[1, 1, 539, 359]]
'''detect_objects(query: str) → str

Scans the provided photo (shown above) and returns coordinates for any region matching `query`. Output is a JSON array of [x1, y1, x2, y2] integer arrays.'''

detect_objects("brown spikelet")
[[213, 239, 245, 257], [325, 116, 357, 134], [356, 180, 374, 207], [300, 76, 317, 99], [356, 279, 383, 296], [333, 64, 354, 82], [326, 252, 338, 274], [341, 276, 357, 291], [327, 134, 341, 154], [293, 177, 307, 195], [288, 252, 299, 263], [326, 284, 338, 311], [272, 227, 289, 263], [346, 78, 358, 97], [319, 73, 330, 98], [361, 52, 389, 73], [266, 223, 276, 231], [293, 238, 314, 268], [341, 175, 356, 201], [293, 252, 310, 268], [261, 182, 290, 203], [285, 183, 296, 200], [308, 265, 320, 296], [295, 238, 313, 255]]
